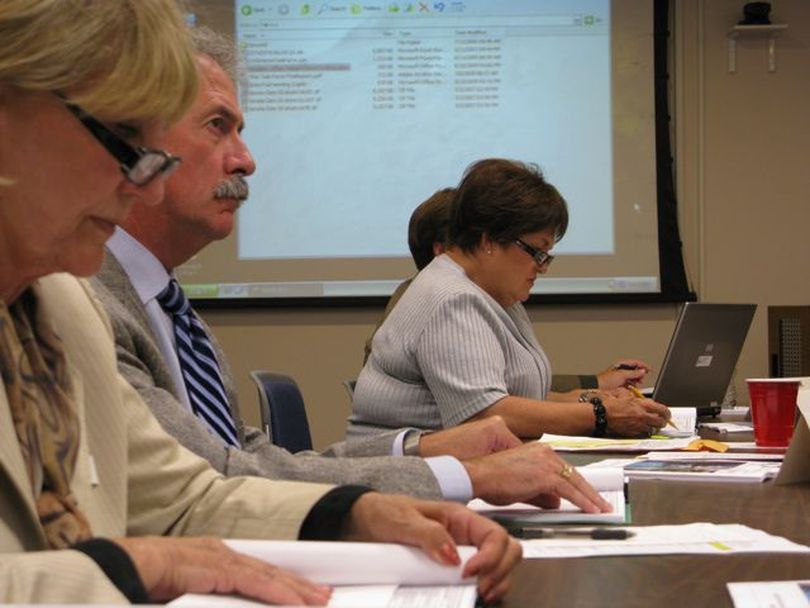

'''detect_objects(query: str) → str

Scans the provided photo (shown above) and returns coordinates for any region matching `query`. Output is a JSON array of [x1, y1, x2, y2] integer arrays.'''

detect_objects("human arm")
[[93, 273, 447, 500], [471, 393, 671, 438], [119, 493, 522, 606], [417, 416, 522, 458], [595, 359, 651, 389], [113, 536, 332, 605], [0, 551, 130, 604]]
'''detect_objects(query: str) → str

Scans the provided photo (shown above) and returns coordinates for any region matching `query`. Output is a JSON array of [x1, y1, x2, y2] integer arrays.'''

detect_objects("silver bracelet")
[[402, 430, 423, 456]]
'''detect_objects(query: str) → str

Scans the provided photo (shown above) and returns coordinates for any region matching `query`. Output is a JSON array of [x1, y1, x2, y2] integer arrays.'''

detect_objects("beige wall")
[[201, 0, 810, 450]]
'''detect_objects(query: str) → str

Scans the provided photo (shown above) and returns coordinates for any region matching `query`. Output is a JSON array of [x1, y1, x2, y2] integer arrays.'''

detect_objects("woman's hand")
[[343, 493, 522, 604], [114, 536, 332, 605], [600, 394, 671, 437], [596, 359, 651, 390]]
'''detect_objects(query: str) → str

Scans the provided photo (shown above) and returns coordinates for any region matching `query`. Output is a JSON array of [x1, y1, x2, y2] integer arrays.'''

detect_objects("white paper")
[[641, 451, 783, 462], [170, 585, 477, 608], [698, 421, 753, 434], [520, 523, 810, 559], [222, 540, 476, 586], [539, 434, 697, 452], [467, 466, 626, 524], [727, 580, 810, 607], [582, 457, 780, 482], [723, 441, 759, 449], [722, 406, 751, 416], [657, 407, 697, 438]]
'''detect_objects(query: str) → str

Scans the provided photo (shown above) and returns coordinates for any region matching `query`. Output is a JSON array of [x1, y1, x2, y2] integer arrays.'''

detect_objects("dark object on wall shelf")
[[739, 2, 771, 25], [768, 306, 810, 378]]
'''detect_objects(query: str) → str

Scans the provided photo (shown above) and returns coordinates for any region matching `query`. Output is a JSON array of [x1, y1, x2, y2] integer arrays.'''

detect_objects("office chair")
[[249, 370, 313, 453]]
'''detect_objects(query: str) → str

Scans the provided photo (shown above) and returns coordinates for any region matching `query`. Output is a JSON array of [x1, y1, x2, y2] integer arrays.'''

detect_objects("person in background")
[[363, 187, 653, 394], [348, 158, 671, 441], [90, 25, 611, 540], [0, 3, 520, 604]]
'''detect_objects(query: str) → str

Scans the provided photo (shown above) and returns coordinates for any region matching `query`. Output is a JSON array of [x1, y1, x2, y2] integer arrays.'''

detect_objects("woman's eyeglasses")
[[57, 93, 180, 186], [514, 238, 555, 268]]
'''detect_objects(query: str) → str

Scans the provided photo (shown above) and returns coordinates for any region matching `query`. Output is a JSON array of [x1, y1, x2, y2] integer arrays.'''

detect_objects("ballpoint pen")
[[506, 527, 635, 540], [625, 383, 679, 430]]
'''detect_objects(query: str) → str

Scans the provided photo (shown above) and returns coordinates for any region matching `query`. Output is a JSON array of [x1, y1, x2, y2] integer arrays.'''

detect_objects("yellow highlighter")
[[626, 384, 679, 430]]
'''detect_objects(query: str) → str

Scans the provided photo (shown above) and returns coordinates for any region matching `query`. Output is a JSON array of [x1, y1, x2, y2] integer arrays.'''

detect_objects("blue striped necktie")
[[157, 279, 240, 447]]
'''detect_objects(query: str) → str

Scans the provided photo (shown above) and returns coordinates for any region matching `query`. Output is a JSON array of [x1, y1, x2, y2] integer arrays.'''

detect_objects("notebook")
[[651, 303, 757, 416]]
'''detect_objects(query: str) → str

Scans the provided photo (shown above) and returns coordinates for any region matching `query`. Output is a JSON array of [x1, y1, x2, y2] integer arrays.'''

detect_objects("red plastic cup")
[[746, 378, 800, 447]]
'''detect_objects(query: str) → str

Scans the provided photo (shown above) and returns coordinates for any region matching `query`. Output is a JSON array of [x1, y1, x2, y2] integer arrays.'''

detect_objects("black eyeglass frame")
[[56, 93, 181, 186], [514, 238, 555, 268]]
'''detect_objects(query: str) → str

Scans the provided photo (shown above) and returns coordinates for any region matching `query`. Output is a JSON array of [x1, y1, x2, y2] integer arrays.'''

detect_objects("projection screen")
[[181, 0, 665, 303]]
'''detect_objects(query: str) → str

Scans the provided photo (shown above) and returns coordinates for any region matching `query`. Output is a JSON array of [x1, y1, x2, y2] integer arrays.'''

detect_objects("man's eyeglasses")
[[514, 238, 555, 268], [57, 94, 181, 186]]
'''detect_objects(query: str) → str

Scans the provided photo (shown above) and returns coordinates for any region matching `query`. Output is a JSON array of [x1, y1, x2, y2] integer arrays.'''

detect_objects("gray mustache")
[[214, 176, 249, 202]]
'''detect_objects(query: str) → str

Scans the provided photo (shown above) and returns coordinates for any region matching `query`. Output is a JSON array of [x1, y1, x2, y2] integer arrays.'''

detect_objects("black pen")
[[506, 527, 635, 540]]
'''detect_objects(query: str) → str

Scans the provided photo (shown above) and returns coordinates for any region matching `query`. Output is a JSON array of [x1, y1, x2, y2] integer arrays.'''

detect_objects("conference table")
[[502, 425, 810, 607]]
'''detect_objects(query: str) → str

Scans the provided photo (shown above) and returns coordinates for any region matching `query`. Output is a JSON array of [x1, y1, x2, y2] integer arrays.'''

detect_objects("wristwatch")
[[402, 430, 423, 456]]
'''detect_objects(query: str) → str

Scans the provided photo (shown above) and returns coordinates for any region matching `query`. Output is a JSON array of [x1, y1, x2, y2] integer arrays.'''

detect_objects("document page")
[[171, 585, 477, 608], [520, 523, 810, 559], [539, 434, 696, 452], [583, 457, 781, 483], [727, 580, 810, 608], [222, 540, 476, 586]]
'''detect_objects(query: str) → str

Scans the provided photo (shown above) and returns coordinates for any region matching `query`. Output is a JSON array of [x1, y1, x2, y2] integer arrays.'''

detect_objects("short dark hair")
[[447, 158, 568, 253], [408, 188, 455, 270]]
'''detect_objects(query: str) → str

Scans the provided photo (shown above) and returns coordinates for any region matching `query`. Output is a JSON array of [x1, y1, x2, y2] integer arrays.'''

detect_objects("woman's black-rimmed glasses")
[[57, 93, 181, 186], [514, 238, 555, 268]]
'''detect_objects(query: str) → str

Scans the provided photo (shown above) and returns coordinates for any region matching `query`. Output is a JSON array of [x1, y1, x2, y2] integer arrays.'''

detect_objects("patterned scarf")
[[0, 288, 92, 548]]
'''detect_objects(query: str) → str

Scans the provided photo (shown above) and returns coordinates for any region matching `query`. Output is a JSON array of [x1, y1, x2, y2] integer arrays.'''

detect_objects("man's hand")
[[113, 536, 331, 605], [601, 394, 671, 436], [596, 359, 651, 390], [462, 442, 613, 513], [419, 416, 521, 459], [342, 494, 522, 604]]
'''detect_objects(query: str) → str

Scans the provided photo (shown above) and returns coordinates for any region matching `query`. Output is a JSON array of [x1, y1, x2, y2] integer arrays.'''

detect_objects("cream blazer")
[[0, 273, 333, 604]]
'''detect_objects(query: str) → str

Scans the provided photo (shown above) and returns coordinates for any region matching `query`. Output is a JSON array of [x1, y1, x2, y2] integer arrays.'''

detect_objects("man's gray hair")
[[189, 25, 241, 83]]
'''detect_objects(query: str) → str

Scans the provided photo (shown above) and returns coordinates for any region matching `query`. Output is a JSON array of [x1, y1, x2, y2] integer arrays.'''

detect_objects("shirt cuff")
[[391, 429, 414, 456], [72, 538, 149, 604], [425, 456, 473, 502], [299, 485, 374, 540]]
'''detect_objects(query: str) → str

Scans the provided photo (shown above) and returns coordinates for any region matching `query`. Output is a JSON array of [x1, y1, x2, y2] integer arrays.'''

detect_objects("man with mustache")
[[91, 28, 610, 514]]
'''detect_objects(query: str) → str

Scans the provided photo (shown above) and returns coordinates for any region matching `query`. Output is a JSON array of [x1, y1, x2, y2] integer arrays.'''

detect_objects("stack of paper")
[[520, 523, 810, 559], [583, 457, 780, 482], [168, 541, 479, 608], [539, 434, 697, 452], [171, 585, 477, 608], [727, 580, 810, 607]]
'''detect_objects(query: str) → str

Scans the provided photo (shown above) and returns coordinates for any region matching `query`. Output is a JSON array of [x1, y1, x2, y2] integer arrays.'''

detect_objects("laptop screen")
[[652, 303, 756, 410]]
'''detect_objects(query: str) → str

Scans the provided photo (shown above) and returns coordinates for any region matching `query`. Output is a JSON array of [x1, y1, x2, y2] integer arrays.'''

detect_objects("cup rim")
[[745, 377, 803, 383]]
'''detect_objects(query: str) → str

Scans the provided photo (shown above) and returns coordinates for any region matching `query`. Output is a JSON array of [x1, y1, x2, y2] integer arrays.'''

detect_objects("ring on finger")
[[559, 463, 574, 479]]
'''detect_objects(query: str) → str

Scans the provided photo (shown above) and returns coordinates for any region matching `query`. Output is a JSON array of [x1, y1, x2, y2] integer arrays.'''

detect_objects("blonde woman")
[[0, 2, 520, 604]]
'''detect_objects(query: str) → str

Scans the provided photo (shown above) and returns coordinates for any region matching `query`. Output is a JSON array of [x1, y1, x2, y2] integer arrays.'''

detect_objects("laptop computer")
[[651, 303, 757, 416]]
